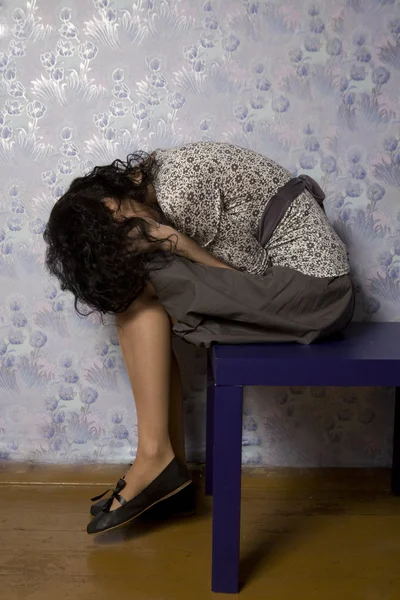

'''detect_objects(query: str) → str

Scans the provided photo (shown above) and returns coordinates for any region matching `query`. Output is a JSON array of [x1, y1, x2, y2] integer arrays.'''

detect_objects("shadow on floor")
[[238, 469, 392, 591]]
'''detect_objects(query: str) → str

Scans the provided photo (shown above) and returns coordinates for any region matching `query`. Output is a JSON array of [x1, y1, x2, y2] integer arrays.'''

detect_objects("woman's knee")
[[114, 282, 181, 330], [115, 282, 159, 323], [114, 280, 178, 328]]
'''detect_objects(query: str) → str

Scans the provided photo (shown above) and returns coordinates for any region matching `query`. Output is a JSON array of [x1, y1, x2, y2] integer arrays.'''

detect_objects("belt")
[[256, 174, 326, 247]]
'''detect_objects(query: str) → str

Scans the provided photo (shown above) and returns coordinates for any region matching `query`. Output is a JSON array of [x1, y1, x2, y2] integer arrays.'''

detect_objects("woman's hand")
[[144, 220, 236, 271]]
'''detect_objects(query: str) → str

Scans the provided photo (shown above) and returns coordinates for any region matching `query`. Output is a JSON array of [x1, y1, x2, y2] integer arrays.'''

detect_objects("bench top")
[[211, 322, 400, 387]]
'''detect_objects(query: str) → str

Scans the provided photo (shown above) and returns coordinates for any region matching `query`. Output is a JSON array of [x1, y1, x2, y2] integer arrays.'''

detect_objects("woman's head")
[[43, 152, 172, 316]]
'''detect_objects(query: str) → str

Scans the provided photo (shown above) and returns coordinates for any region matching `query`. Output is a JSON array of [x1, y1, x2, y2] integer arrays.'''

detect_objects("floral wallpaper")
[[0, 0, 399, 467]]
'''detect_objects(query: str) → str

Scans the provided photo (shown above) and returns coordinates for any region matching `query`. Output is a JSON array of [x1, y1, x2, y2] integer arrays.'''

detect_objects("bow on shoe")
[[90, 478, 126, 503]]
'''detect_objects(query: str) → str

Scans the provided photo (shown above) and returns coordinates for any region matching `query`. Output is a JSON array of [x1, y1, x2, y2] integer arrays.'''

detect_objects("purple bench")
[[205, 322, 400, 594]]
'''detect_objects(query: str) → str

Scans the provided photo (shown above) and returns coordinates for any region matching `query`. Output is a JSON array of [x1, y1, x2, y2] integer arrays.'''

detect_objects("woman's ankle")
[[135, 443, 174, 463]]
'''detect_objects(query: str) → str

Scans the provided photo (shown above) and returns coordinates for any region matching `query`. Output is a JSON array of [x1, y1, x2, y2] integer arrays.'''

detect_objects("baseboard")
[[0, 462, 392, 491], [0, 461, 204, 487]]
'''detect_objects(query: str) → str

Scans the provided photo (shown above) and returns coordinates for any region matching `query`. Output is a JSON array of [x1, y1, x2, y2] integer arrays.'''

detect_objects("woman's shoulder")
[[153, 142, 221, 192], [153, 142, 225, 186]]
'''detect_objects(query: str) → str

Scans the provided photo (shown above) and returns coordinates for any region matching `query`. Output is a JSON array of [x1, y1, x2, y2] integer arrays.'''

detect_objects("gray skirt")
[[149, 176, 355, 348]]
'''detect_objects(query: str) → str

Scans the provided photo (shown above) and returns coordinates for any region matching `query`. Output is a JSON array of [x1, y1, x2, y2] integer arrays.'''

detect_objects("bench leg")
[[205, 352, 215, 496], [392, 387, 400, 495], [205, 376, 215, 497], [212, 385, 243, 594]]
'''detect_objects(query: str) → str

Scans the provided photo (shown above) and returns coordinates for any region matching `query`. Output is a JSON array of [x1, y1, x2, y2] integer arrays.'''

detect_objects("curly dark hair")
[[43, 152, 176, 317]]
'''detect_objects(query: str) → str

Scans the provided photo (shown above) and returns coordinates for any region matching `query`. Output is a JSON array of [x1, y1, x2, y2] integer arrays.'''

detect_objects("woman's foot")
[[110, 447, 175, 511], [90, 479, 196, 519], [87, 454, 192, 534]]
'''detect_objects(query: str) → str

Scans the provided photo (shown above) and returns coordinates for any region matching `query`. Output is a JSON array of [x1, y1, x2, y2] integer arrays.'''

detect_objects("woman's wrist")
[[168, 228, 235, 270]]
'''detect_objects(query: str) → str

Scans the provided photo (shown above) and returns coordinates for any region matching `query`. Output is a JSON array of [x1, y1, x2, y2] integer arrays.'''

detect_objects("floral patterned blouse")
[[152, 142, 350, 278]]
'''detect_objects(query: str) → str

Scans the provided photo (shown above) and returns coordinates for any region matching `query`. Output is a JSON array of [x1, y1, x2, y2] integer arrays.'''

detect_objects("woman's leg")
[[111, 286, 184, 510], [169, 348, 186, 461]]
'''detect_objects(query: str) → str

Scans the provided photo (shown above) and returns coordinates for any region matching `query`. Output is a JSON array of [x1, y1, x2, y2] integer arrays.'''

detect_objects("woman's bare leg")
[[111, 286, 184, 510], [169, 348, 186, 461]]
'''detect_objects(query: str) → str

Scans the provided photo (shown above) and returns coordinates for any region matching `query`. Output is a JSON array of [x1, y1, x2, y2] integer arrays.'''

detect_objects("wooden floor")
[[1, 466, 400, 600]]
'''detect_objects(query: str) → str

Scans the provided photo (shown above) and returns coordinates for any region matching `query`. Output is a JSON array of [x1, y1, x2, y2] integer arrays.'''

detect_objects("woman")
[[43, 141, 354, 534]]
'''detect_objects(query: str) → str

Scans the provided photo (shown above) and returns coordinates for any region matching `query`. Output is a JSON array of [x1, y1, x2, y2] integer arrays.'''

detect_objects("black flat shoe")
[[89, 462, 133, 509], [86, 456, 192, 534], [90, 479, 196, 518]]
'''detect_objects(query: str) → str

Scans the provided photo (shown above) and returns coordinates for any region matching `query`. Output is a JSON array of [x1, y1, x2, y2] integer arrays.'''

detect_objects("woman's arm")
[[144, 220, 236, 270], [167, 226, 236, 270]]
